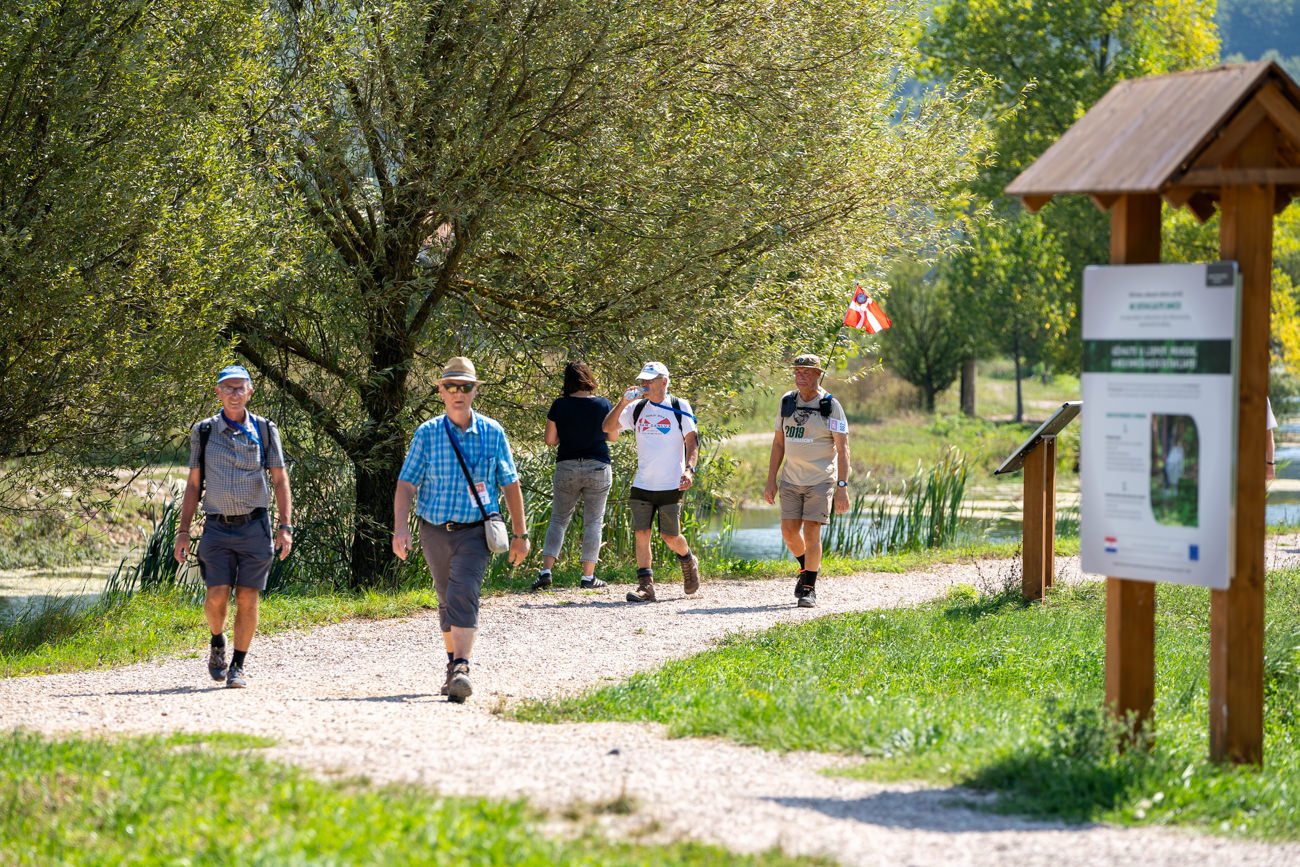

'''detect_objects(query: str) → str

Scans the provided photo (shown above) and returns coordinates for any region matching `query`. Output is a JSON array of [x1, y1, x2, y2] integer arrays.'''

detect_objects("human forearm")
[[393, 482, 416, 529], [502, 481, 526, 535]]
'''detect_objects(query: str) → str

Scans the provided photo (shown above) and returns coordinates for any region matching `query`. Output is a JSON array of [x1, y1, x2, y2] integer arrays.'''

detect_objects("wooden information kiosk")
[[994, 402, 1081, 601], [1006, 61, 1300, 764]]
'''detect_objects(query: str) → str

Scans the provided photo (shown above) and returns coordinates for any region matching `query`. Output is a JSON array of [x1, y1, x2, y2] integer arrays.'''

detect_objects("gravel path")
[[5, 546, 1300, 866]]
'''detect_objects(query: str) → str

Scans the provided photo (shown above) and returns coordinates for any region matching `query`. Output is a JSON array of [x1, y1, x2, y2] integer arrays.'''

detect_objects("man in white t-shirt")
[[603, 361, 701, 603], [763, 354, 850, 608]]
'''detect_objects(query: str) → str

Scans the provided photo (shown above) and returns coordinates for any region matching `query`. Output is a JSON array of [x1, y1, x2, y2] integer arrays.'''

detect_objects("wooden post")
[[1021, 437, 1058, 600], [1105, 193, 1161, 733], [1211, 124, 1275, 765]]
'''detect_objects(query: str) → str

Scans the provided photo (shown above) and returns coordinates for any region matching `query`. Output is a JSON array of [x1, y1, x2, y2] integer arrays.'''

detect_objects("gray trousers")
[[542, 459, 613, 563], [419, 520, 490, 631]]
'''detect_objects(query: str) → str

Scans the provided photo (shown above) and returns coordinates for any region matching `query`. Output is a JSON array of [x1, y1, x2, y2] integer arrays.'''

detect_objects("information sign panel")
[[1080, 262, 1239, 588]]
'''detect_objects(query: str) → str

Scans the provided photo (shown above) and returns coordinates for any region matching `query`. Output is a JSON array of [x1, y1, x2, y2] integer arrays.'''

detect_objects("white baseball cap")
[[636, 361, 670, 380]]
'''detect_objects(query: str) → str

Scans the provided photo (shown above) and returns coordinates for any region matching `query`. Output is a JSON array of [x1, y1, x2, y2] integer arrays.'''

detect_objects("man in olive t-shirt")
[[762, 354, 850, 608]]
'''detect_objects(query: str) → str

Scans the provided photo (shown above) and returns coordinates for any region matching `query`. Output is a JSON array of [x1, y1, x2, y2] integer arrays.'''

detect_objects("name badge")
[[468, 482, 490, 507]]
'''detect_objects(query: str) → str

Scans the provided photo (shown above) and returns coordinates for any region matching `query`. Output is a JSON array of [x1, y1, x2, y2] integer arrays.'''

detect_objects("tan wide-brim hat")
[[440, 356, 481, 383], [792, 353, 824, 371]]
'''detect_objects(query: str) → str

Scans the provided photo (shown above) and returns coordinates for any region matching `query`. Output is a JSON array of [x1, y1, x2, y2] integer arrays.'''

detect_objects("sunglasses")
[[441, 382, 475, 394], [217, 384, 250, 394]]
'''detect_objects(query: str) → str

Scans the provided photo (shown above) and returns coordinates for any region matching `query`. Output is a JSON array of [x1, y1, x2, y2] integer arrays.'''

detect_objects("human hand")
[[275, 528, 293, 560], [392, 528, 412, 561], [833, 487, 850, 514], [678, 469, 694, 491], [763, 482, 777, 505], [508, 535, 530, 566], [623, 386, 645, 402], [173, 533, 191, 564]]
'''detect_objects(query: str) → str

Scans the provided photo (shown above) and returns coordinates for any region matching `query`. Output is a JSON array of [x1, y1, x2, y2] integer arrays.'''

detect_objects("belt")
[[212, 508, 267, 526], [425, 518, 485, 532]]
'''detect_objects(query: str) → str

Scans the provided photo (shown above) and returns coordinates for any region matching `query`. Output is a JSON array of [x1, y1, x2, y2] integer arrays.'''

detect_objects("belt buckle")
[[444, 521, 457, 532]]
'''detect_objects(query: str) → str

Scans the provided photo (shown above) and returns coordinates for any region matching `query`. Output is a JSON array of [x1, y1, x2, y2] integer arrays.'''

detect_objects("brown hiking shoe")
[[440, 661, 453, 696], [681, 554, 700, 595], [626, 576, 656, 603]]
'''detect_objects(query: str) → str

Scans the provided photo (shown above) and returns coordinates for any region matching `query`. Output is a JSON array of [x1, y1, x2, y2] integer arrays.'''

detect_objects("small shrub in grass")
[[0, 731, 817, 865]]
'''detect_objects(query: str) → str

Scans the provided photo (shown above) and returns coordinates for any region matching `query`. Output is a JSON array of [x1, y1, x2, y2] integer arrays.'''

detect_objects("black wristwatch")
[[685, 464, 696, 473], [512, 532, 529, 540], [836, 480, 849, 488], [279, 524, 295, 534]]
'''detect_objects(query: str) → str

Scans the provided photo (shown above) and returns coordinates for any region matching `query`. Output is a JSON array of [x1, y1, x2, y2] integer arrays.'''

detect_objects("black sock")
[[452, 657, 470, 668], [636, 567, 653, 580], [231, 649, 247, 668], [796, 554, 806, 569], [210, 633, 225, 649], [802, 571, 818, 586], [447, 651, 455, 664], [677, 550, 693, 563]]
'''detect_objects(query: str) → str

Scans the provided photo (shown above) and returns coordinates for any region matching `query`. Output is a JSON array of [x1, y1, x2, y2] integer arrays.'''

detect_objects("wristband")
[[1267, 461, 1276, 466], [279, 524, 295, 533], [512, 533, 529, 540]]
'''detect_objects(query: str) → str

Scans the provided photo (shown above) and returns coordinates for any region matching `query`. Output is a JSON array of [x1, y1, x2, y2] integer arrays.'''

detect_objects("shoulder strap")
[[444, 418, 491, 521], [819, 392, 834, 418], [780, 392, 797, 418], [256, 416, 271, 468], [671, 397, 684, 431], [198, 422, 212, 492], [632, 398, 648, 425]]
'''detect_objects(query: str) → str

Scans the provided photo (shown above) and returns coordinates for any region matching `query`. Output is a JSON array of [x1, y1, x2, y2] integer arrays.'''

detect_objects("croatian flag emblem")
[[1104, 536, 1119, 554]]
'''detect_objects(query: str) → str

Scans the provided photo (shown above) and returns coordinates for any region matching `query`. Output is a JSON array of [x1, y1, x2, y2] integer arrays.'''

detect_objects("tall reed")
[[822, 447, 970, 557]]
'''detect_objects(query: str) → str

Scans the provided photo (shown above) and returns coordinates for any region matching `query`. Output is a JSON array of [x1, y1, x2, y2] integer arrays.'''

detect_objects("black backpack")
[[198, 414, 270, 492], [632, 397, 686, 431], [780, 391, 834, 419]]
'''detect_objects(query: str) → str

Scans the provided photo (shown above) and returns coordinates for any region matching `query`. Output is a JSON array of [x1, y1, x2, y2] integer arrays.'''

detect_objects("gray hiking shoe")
[[580, 576, 607, 589], [795, 584, 817, 608], [626, 577, 656, 603], [225, 664, 247, 688], [681, 554, 700, 595], [447, 660, 472, 703], [208, 644, 228, 682]]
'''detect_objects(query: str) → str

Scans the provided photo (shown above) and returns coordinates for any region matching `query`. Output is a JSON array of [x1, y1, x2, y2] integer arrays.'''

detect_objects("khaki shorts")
[[780, 480, 834, 524]]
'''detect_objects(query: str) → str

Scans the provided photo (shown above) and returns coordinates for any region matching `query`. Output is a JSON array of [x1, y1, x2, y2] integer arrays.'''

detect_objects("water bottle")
[[624, 385, 647, 401]]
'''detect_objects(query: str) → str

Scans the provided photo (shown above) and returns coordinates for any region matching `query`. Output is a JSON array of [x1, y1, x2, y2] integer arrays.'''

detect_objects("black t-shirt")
[[547, 395, 613, 464]]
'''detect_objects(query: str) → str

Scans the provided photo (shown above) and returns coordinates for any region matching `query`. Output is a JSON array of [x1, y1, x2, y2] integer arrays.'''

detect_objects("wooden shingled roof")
[[1006, 61, 1300, 221]]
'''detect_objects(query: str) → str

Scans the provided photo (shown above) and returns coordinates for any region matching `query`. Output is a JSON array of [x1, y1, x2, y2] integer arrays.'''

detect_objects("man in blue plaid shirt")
[[392, 357, 530, 702]]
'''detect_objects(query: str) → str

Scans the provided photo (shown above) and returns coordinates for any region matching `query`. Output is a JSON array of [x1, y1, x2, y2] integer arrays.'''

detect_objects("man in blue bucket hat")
[[174, 364, 294, 688]]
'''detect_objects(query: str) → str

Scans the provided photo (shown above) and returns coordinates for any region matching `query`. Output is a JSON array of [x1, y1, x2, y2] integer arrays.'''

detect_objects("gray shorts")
[[198, 512, 275, 590], [780, 480, 834, 524], [419, 520, 491, 631], [629, 487, 684, 535]]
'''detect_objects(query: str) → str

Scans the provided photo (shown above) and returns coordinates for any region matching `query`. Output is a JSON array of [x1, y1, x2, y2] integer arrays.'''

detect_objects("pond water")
[[708, 444, 1300, 561]]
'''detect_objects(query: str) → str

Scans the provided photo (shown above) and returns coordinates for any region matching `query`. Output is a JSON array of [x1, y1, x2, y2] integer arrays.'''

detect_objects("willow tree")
[[0, 0, 275, 502], [233, 0, 991, 586]]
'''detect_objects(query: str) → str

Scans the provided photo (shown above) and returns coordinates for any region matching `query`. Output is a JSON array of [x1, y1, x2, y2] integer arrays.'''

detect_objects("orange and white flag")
[[843, 284, 892, 333]]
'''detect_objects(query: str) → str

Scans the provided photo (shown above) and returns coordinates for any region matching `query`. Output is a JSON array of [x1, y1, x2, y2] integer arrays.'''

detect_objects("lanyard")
[[443, 415, 482, 477], [645, 397, 697, 421], [222, 411, 264, 466]]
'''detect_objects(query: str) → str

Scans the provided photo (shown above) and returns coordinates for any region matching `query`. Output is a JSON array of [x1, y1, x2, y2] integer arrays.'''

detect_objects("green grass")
[[517, 571, 1300, 840], [0, 587, 440, 678], [0, 730, 819, 865], [1, 538, 1047, 679]]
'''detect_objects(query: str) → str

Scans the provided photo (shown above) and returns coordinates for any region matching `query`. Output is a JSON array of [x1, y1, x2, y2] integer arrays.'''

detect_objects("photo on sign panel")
[[1149, 413, 1199, 528]]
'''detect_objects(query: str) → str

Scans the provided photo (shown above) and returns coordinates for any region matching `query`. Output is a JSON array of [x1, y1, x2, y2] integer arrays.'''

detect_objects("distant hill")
[[1218, 0, 1300, 78]]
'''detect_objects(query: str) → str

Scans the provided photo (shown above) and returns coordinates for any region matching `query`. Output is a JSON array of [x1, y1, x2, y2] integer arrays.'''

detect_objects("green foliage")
[[879, 260, 969, 410], [0, 731, 814, 865], [0, 0, 282, 502], [823, 448, 970, 557], [521, 572, 1300, 838], [227, 0, 993, 585]]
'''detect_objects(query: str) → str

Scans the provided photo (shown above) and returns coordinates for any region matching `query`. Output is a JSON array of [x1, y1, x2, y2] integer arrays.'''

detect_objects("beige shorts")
[[779, 480, 834, 524]]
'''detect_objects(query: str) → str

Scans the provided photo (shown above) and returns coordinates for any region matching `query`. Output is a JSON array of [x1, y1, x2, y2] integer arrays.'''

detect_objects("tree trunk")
[[1013, 348, 1024, 424], [349, 445, 404, 589], [960, 357, 977, 417]]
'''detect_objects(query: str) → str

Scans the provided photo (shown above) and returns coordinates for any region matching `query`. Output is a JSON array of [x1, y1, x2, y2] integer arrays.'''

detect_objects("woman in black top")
[[532, 361, 614, 590]]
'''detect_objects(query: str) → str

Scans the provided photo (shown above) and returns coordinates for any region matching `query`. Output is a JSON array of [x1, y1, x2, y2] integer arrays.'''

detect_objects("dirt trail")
[[4, 545, 1300, 866]]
